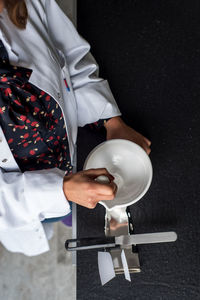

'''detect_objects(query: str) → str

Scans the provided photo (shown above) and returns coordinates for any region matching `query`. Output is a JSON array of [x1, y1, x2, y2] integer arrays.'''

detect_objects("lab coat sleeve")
[[44, 0, 122, 127], [0, 167, 70, 255]]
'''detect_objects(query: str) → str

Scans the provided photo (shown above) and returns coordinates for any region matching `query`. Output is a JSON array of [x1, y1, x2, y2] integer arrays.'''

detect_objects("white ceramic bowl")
[[83, 139, 153, 211]]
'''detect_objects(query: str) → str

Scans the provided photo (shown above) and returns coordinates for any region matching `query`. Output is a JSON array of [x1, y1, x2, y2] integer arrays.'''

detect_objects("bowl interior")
[[83, 139, 153, 210]]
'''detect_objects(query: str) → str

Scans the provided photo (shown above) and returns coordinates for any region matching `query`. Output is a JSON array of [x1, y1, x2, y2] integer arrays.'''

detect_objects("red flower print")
[[30, 95, 36, 102], [29, 150, 35, 155], [43, 160, 50, 164], [41, 91, 45, 96], [33, 133, 39, 138], [54, 140, 59, 145], [31, 121, 39, 127], [45, 95, 51, 101], [57, 155, 62, 161], [23, 143, 29, 148], [34, 107, 40, 113], [26, 119, 31, 123], [57, 136, 60, 140], [47, 113, 53, 118], [15, 125, 25, 129], [0, 106, 6, 114], [20, 115, 27, 122], [29, 149, 38, 155], [54, 119, 58, 124], [36, 137, 41, 141], [8, 138, 13, 144], [14, 99, 22, 106], [23, 133, 29, 139], [5, 88, 12, 97], [39, 153, 46, 158], [1, 77, 7, 82]]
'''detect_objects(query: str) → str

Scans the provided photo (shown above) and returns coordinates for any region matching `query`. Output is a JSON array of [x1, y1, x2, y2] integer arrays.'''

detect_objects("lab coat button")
[[2, 158, 8, 163]]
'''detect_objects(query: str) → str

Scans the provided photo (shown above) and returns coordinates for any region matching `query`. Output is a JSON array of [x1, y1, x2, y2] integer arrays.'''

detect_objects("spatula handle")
[[65, 236, 116, 251]]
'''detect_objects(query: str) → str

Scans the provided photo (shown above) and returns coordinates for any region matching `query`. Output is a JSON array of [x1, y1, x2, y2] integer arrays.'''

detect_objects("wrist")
[[104, 116, 124, 131]]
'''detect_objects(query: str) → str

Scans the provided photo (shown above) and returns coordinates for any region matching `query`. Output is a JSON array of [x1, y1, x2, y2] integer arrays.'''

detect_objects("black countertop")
[[76, 1, 200, 299]]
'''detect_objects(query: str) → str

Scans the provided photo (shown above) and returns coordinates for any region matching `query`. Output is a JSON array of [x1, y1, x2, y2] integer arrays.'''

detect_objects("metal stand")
[[105, 206, 141, 274]]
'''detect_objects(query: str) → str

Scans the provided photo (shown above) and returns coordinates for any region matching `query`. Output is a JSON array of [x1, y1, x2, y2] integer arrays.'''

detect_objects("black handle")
[[127, 206, 138, 253], [65, 236, 116, 251]]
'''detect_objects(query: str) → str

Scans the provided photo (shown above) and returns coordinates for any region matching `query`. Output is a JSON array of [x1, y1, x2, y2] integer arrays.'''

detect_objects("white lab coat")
[[0, 0, 121, 256]]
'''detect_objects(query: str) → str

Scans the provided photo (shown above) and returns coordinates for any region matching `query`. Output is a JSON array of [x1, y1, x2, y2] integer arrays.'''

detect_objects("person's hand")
[[104, 116, 151, 155], [63, 168, 117, 209]]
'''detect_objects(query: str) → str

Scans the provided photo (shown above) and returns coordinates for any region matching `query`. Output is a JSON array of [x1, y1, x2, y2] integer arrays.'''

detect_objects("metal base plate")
[[105, 207, 141, 273]]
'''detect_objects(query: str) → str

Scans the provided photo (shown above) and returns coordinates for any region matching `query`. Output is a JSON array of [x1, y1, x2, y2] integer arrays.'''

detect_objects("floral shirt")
[[0, 40, 111, 174]]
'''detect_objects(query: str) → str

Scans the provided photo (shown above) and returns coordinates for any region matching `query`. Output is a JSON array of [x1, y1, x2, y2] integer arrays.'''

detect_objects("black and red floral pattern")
[[0, 40, 73, 173], [0, 39, 112, 174]]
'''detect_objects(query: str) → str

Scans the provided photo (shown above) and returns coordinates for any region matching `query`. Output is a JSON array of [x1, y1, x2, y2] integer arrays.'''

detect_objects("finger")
[[90, 181, 117, 196], [84, 168, 114, 181], [142, 141, 151, 154], [144, 137, 151, 146], [87, 201, 97, 209], [95, 193, 116, 202], [90, 188, 117, 202], [146, 147, 151, 155]]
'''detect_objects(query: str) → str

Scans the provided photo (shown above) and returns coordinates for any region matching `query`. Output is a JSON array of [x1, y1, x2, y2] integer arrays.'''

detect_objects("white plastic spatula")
[[121, 249, 131, 282], [98, 252, 116, 285], [98, 250, 132, 285]]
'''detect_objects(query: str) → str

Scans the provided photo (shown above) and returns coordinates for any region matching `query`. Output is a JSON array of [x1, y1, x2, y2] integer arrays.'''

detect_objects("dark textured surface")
[[76, 1, 200, 299]]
